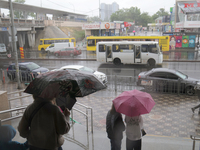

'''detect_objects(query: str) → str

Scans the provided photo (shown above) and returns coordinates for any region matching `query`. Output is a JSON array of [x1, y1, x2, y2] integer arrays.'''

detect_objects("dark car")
[[54, 47, 82, 57], [7, 62, 49, 81], [137, 68, 200, 95]]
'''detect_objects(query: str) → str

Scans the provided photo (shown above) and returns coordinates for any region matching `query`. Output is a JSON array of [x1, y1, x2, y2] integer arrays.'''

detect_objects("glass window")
[[175, 71, 187, 79], [40, 40, 43, 45], [149, 72, 167, 79], [119, 44, 129, 50], [19, 65, 28, 71], [99, 45, 105, 52], [167, 73, 178, 80], [149, 44, 158, 53], [142, 45, 148, 52], [49, 44, 54, 48], [25, 63, 40, 71], [88, 39, 95, 46], [112, 45, 120, 52], [71, 39, 74, 42], [79, 67, 94, 73]]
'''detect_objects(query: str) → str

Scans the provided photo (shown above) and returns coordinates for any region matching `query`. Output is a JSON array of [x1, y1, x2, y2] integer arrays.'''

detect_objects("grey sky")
[[2, 0, 175, 17]]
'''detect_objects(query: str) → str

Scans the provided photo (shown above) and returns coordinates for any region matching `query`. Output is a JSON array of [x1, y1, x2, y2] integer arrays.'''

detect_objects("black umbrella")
[[24, 70, 106, 100]]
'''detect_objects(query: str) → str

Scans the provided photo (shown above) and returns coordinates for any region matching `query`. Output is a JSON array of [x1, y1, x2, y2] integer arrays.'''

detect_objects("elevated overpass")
[[0, 0, 87, 49]]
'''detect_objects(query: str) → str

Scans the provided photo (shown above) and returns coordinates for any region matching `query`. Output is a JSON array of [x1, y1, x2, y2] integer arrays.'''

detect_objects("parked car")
[[7, 62, 49, 81], [0, 43, 7, 54], [137, 68, 200, 95], [54, 47, 82, 57], [51, 65, 108, 84]]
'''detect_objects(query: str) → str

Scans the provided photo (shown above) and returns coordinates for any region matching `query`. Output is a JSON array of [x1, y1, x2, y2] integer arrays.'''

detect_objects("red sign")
[[184, 3, 200, 8], [105, 23, 110, 29], [124, 22, 132, 27]]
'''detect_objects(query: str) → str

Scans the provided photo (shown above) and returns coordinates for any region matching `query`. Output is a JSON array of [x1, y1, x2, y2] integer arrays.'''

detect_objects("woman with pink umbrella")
[[112, 89, 155, 150]]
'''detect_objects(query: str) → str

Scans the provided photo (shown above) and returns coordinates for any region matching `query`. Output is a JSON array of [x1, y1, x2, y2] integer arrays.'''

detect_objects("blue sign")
[[2, 27, 7, 31]]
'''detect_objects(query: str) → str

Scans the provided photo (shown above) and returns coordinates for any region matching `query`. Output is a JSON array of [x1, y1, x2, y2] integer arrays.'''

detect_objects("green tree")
[[13, 0, 25, 18], [139, 12, 153, 27], [152, 8, 169, 21]]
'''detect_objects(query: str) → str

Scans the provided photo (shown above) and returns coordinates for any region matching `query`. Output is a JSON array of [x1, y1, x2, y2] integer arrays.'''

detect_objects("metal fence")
[[0, 49, 96, 60], [0, 71, 194, 95]]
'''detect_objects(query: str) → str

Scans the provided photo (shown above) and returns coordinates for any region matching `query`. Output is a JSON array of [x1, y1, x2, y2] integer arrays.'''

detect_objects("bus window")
[[141, 45, 148, 52], [107, 46, 112, 58], [149, 44, 158, 53], [40, 40, 43, 45], [119, 45, 129, 50], [88, 39, 95, 46], [99, 45, 105, 52], [135, 46, 140, 58], [71, 39, 74, 42], [112, 45, 120, 52]]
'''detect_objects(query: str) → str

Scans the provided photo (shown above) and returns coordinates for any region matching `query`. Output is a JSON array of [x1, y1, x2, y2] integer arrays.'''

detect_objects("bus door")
[[106, 45, 112, 62], [135, 45, 141, 63]]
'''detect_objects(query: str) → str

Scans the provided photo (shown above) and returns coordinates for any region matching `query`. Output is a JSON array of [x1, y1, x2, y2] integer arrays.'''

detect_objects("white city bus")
[[96, 41, 163, 66]]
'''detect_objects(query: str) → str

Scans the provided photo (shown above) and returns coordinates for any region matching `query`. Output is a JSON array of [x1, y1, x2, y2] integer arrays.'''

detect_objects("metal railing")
[[0, 90, 94, 149]]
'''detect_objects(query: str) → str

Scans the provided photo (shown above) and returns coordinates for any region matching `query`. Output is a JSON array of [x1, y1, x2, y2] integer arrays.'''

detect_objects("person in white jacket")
[[125, 115, 143, 150]]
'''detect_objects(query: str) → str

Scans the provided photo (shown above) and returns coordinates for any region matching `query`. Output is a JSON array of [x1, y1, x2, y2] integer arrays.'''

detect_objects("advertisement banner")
[[176, 36, 182, 48], [182, 36, 189, 47], [189, 35, 196, 47], [169, 36, 176, 50]]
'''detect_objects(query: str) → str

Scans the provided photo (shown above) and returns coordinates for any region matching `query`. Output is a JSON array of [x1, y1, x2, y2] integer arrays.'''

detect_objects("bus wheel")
[[113, 58, 121, 65], [147, 59, 155, 67]]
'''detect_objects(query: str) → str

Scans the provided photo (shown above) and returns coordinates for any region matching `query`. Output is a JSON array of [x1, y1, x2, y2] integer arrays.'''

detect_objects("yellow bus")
[[86, 36, 169, 52], [38, 38, 76, 51]]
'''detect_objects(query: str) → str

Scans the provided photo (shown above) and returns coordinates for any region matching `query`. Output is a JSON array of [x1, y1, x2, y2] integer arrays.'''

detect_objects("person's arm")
[[139, 116, 144, 129], [55, 107, 70, 135], [18, 109, 30, 138]]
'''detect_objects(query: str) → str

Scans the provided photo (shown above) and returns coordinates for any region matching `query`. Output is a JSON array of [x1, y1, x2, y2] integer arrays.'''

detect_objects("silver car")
[[137, 68, 200, 95], [51, 65, 108, 85]]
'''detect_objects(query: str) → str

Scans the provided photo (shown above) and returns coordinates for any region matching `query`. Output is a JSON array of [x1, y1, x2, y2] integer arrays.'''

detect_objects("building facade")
[[82, 22, 121, 37], [100, 2, 119, 21]]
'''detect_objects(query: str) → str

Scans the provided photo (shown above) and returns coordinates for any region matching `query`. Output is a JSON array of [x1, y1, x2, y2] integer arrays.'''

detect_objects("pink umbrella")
[[133, 30, 135, 33], [112, 89, 155, 117]]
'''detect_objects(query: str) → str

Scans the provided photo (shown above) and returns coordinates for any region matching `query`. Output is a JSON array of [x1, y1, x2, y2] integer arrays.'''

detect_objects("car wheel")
[[147, 59, 155, 67], [186, 86, 195, 96], [113, 58, 121, 65], [70, 53, 74, 57]]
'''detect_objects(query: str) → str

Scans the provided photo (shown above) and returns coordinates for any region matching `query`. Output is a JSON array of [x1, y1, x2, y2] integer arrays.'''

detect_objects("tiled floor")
[[2, 82, 200, 138], [74, 91, 200, 138]]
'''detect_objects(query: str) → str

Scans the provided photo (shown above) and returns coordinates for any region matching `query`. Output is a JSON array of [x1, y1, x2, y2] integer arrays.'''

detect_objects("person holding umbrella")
[[112, 89, 155, 150], [18, 94, 71, 150], [106, 104, 125, 150], [125, 115, 143, 150]]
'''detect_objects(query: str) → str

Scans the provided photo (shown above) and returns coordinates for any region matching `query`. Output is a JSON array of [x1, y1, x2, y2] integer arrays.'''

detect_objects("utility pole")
[[99, 0, 101, 36], [9, 0, 21, 89]]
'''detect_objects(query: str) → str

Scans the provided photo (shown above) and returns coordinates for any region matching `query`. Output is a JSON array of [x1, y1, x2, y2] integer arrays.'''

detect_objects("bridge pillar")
[[27, 27, 36, 48]]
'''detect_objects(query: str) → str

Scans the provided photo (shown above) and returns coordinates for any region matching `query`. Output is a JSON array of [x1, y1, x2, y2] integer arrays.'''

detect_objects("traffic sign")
[[8, 26, 17, 36]]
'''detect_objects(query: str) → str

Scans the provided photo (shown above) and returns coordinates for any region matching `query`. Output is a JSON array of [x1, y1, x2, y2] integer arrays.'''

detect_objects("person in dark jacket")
[[106, 104, 125, 150], [0, 124, 29, 150]]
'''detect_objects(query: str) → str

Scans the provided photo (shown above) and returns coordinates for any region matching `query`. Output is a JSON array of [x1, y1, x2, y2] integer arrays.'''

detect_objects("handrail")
[[190, 134, 200, 150]]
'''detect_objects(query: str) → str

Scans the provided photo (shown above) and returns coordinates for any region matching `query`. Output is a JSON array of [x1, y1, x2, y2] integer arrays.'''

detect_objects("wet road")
[[1, 59, 200, 79]]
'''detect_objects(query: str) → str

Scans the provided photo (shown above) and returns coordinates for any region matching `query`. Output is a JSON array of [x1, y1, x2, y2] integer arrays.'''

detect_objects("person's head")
[[170, 36, 175, 41], [110, 103, 116, 114], [32, 94, 55, 102]]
